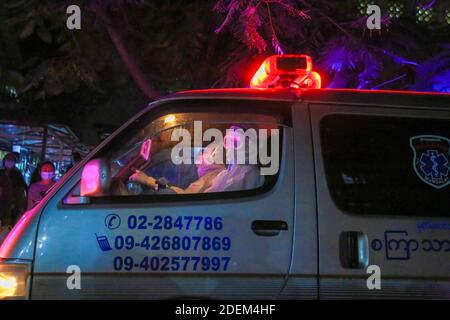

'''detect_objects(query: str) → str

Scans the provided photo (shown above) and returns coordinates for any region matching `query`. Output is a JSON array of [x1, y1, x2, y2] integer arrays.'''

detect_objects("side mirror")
[[80, 158, 110, 197]]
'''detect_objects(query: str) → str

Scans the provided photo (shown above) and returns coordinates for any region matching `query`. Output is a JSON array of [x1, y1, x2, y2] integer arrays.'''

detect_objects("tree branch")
[[107, 25, 161, 100], [90, 4, 161, 100]]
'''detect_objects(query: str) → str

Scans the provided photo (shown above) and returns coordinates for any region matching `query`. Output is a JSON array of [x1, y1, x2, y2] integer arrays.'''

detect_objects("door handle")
[[339, 231, 369, 269], [251, 220, 288, 237]]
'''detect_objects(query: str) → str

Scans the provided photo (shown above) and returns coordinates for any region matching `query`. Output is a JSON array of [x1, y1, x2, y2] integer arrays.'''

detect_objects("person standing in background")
[[65, 151, 83, 173], [0, 162, 13, 244], [0, 153, 27, 225], [28, 161, 56, 210]]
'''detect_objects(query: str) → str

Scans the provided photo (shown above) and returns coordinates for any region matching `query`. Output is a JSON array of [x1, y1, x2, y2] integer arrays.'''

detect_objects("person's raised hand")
[[129, 170, 157, 189]]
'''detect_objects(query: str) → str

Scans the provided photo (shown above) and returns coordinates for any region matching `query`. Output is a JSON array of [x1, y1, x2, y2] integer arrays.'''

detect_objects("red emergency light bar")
[[250, 54, 321, 89]]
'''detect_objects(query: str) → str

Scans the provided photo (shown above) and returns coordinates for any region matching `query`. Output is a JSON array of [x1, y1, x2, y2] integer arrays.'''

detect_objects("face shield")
[[224, 126, 257, 167], [196, 144, 225, 178]]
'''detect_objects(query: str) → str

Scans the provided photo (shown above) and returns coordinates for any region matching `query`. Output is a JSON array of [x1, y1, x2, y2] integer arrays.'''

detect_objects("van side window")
[[320, 114, 450, 217], [67, 108, 286, 202]]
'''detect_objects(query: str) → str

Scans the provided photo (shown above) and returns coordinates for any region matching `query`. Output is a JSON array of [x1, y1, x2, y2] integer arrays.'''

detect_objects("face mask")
[[4, 161, 15, 169], [41, 172, 55, 181]]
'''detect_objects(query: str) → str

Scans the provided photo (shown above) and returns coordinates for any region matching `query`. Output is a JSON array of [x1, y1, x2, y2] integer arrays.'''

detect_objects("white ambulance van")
[[0, 55, 449, 299]]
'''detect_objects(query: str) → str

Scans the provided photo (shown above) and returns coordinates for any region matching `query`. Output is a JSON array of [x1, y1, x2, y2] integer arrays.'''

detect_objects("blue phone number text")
[[114, 235, 231, 251], [127, 215, 223, 231], [113, 256, 231, 272]]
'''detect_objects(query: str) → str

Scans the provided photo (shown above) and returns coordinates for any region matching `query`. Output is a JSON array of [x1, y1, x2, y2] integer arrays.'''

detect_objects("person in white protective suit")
[[204, 126, 264, 193]]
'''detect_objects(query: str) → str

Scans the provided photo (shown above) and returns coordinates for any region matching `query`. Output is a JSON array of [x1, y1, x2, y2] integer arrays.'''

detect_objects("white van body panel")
[[31, 126, 297, 299], [278, 102, 318, 299], [311, 104, 450, 298]]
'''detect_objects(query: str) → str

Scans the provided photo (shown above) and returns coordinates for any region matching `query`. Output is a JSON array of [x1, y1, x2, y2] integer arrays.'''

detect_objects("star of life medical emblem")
[[410, 135, 450, 189]]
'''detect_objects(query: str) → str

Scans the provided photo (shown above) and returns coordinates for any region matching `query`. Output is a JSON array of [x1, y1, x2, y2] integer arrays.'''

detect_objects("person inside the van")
[[129, 143, 225, 194], [27, 161, 56, 210], [204, 125, 264, 193], [143, 130, 198, 190]]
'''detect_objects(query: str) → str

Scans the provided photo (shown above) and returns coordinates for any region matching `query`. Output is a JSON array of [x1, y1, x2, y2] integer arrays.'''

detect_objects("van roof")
[[171, 88, 299, 101], [168, 88, 450, 110]]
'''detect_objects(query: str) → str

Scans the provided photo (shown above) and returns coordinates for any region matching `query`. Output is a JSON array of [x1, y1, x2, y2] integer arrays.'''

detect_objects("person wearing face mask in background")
[[0, 153, 27, 226], [27, 161, 56, 210]]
